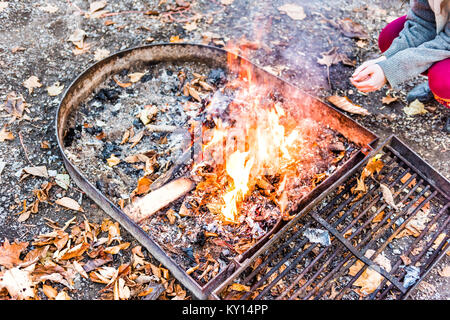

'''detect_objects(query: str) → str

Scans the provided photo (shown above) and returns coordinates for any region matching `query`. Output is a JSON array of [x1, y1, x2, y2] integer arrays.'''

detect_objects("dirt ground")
[[0, 0, 448, 300]]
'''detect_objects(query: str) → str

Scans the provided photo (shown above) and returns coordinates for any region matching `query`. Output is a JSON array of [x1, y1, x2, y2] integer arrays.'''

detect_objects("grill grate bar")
[[373, 203, 449, 299]]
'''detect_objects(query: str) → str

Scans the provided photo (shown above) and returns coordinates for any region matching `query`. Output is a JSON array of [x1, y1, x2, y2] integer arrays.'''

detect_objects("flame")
[[194, 41, 308, 224]]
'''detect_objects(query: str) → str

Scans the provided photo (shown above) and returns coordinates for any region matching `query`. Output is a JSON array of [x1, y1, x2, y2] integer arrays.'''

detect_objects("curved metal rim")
[[54, 42, 378, 299]]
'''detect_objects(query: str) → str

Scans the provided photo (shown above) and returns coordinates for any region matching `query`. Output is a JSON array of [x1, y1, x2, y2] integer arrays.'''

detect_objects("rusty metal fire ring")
[[55, 43, 378, 299]]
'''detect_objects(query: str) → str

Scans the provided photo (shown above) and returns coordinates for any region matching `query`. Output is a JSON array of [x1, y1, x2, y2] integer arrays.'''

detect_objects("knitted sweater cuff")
[[376, 59, 402, 90]]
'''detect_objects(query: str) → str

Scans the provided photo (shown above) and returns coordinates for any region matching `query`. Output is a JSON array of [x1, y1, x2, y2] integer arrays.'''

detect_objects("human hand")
[[351, 56, 387, 79], [350, 63, 387, 93]]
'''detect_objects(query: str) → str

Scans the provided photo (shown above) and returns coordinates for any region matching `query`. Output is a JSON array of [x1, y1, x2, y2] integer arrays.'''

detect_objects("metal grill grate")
[[212, 136, 449, 300]]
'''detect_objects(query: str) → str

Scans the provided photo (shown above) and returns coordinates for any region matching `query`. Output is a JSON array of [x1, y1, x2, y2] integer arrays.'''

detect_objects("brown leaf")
[[3, 92, 27, 118], [327, 96, 370, 116], [0, 126, 14, 142], [135, 176, 152, 195], [42, 284, 58, 299], [47, 82, 64, 96], [23, 166, 49, 178], [335, 18, 369, 39], [107, 154, 121, 167], [94, 48, 110, 61], [381, 94, 398, 105], [438, 265, 450, 278], [379, 184, 398, 210], [104, 242, 130, 255], [128, 72, 145, 83], [0, 239, 28, 268], [277, 4, 306, 20], [23, 76, 42, 94], [55, 197, 84, 212], [0, 266, 35, 299], [129, 129, 145, 148], [59, 242, 90, 260]]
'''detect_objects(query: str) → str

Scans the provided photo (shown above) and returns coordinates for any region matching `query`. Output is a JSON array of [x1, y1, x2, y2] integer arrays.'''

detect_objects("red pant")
[[379, 15, 450, 107]]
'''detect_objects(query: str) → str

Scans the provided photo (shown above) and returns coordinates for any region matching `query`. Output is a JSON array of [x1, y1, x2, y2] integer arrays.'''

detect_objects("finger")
[[352, 64, 369, 78], [352, 67, 374, 82]]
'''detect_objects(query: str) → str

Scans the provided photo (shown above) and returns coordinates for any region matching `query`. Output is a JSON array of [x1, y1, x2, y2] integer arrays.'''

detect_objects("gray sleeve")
[[377, 21, 450, 89], [383, 0, 437, 58]]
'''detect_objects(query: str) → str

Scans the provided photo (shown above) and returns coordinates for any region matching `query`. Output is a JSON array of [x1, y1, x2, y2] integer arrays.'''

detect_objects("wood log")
[[125, 177, 195, 223]]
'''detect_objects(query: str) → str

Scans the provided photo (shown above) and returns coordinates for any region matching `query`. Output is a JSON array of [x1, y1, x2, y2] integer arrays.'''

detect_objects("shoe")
[[406, 82, 435, 103]]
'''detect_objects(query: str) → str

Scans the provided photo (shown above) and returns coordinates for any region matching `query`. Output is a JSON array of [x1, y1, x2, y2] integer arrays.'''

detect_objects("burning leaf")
[[0, 239, 28, 268], [107, 154, 121, 167], [277, 4, 306, 20], [94, 48, 110, 61], [47, 82, 64, 96], [23, 166, 49, 179], [0, 126, 14, 142], [23, 76, 42, 94], [0, 266, 35, 300], [55, 197, 84, 212], [403, 99, 428, 116], [379, 184, 398, 211], [128, 72, 145, 83], [381, 94, 398, 105], [327, 96, 370, 116]]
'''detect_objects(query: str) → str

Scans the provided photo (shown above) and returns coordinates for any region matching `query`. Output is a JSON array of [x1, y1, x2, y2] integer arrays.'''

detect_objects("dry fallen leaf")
[[0, 126, 14, 142], [183, 21, 197, 32], [0, 266, 35, 300], [379, 183, 398, 210], [23, 166, 49, 179], [221, 0, 234, 5], [277, 4, 306, 20], [104, 242, 130, 255], [349, 249, 391, 296], [42, 284, 58, 299], [107, 154, 121, 167], [327, 95, 370, 116], [403, 99, 428, 116], [229, 283, 250, 292], [55, 197, 84, 212], [23, 76, 42, 94], [59, 242, 89, 260], [40, 3, 59, 13], [94, 48, 110, 61], [0, 239, 29, 268], [438, 265, 450, 278], [128, 72, 145, 83], [0, 2, 8, 12], [68, 29, 87, 49], [3, 91, 27, 119], [335, 18, 369, 39], [47, 82, 64, 96], [382, 94, 398, 105]]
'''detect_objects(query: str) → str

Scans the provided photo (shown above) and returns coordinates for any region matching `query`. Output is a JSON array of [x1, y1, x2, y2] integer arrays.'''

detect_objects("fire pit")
[[212, 136, 449, 300], [56, 43, 378, 299]]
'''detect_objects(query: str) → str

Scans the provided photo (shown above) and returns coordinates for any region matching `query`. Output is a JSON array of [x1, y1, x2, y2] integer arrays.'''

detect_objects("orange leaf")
[[0, 239, 28, 268], [60, 242, 90, 260]]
